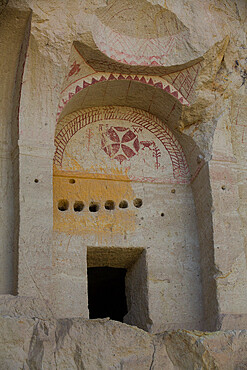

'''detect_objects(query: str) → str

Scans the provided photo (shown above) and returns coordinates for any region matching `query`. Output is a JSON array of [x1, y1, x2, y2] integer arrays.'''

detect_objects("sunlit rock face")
[[92, 0, 196, 66], [0, 0, 247, 368]]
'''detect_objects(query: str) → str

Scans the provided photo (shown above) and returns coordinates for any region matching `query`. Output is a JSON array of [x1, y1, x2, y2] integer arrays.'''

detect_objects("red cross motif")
[[101, 126, 140, 164]]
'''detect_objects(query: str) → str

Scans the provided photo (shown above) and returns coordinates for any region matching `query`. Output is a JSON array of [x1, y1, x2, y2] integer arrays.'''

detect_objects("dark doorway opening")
[[87, 267, 128, 322]]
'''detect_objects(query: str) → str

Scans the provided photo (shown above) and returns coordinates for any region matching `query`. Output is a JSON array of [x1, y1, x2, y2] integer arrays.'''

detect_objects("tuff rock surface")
[[1, 0, 247, 368], [1, 315, 247, 369]]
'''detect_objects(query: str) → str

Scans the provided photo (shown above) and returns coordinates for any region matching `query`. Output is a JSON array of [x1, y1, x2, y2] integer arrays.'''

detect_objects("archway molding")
[[54, 106, 190, 184]]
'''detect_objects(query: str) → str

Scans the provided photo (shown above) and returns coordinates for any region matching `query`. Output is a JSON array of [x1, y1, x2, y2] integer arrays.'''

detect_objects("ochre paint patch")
[[53, 167, 136, 236]]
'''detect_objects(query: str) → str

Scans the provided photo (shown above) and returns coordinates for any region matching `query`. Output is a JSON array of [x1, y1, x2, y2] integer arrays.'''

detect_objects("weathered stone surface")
[[0, 0, 8, 14], [0, 317, 36, 369], [2, 316, 247, 369], [1, 0, 247, 367], [0, 295, 53, 320], [0, 316, 173, 369], [165, 330, 247, 369]]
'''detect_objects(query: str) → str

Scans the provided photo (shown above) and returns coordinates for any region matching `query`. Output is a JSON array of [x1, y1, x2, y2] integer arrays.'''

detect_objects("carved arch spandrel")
[[56, 43, 203, 122]]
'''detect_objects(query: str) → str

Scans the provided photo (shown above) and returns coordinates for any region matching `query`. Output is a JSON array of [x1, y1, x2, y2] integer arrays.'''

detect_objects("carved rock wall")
[[0, 0, 247, 367]]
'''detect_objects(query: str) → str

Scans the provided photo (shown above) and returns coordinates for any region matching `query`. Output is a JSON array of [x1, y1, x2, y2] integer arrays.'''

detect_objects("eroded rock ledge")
[[1, 314, 247, 369]]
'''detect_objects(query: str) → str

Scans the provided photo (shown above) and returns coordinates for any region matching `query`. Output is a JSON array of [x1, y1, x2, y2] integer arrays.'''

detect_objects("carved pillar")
[[209, 110, 247, 330], [0, 8, 31, 294]]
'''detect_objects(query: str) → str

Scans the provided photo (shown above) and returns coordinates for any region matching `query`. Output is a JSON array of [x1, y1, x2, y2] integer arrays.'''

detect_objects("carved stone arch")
[[51, 27, 207, 331], [54, 106, 190, 184], [53, 98, 204, 331], [56, 42, 203, 123]]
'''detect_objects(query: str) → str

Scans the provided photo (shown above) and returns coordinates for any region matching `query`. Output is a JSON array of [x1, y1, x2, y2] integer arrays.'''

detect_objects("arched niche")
[[56, 41, 203, 123], [52, 105, 203, 333], [57, 79, 183, 131], [92, 0, 197, 67]]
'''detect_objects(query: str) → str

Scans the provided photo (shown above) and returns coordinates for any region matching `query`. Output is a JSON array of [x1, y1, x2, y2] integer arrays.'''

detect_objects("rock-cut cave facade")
[[1, 0, 247, 368]]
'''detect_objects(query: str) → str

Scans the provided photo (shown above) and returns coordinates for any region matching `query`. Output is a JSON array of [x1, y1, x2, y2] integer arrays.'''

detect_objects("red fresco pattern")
[[101, 127, 140, 164], [54, 107, 191, 184]]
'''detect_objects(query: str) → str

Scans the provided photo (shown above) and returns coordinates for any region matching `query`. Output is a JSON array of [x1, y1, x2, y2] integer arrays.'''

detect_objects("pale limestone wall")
[[17, 32, 64, 303], [1, 0, 247, 368], [179, 6, 247, 329], [0, 0, 246, 340]]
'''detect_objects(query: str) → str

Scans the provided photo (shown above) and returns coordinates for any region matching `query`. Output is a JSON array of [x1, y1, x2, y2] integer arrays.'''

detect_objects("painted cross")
[[101, 126, 140, 164]]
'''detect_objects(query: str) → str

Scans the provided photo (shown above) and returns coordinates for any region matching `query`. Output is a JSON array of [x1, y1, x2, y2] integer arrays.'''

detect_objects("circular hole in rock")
[[161, 213, 164, 217], [133, 198, 143, 208], [221, 185, 226, 190], [58, 199, 69, 211], [74, 201, 84, 212], [171, 189, 176, 194], [119, 200, 128, 209], [34, 179, 39, 183], [105, 200, 115, 210], [89, 202, 100, 212], [69, 179, 76, 184]]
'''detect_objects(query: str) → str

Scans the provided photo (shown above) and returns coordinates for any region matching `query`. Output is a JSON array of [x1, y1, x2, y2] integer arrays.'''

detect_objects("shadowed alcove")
[[88, 267, 128, 321]]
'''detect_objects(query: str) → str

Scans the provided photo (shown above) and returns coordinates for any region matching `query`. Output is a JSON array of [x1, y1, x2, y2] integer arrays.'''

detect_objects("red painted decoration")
[[67, 61, 80, 78], [101, 126, 140, 164]]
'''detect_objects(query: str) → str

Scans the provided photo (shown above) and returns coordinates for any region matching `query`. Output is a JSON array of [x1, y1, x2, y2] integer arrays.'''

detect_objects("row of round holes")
[[58, 198, 143, 212]]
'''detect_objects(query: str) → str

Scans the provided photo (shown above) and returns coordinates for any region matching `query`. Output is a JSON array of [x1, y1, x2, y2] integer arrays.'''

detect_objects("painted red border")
[[54, 107, 190, 184]]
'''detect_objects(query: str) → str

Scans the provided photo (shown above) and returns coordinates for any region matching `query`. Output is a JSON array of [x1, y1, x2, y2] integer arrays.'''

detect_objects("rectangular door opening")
[[87, 267, 128, 322], [87, 247, 150, 331]]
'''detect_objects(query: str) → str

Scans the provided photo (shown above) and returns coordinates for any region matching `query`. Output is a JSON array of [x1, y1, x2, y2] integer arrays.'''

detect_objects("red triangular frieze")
[[154, 82, 163, 89], [108, 74, 116, 80], [91, 78, 98, 84]]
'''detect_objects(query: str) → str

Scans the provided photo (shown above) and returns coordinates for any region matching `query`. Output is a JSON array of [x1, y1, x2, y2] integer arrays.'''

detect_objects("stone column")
[[209, 110, 247, 330], [17, 32, 64, 311], [17, 141, 54, 304], [190, 109, 247, 331], [0, 8, 31, 294]]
